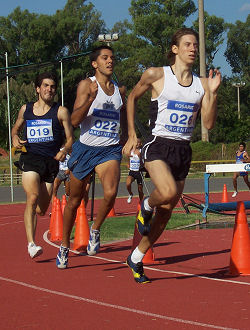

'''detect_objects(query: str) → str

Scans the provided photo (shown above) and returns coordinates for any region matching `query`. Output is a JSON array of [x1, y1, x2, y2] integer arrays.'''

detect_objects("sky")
[[1, 0, 249, 76]]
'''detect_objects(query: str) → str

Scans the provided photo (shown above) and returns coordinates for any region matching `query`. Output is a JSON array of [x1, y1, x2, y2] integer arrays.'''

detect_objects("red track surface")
[[1, 193, 250, 329]]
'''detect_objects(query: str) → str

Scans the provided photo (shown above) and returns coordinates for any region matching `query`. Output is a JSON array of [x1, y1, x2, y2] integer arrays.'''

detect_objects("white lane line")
[[0, 220, 23, 226], [0, 275, 237, 330], [0, 217, 49, 226], [43, 231, 250, 287]]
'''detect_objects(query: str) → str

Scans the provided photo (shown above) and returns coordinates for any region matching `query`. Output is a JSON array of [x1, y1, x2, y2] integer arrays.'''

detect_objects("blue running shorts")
[[68, 140, 122, 180]]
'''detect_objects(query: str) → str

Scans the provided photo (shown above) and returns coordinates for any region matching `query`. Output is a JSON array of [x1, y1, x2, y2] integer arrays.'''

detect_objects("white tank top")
[[129, 151, 141, 171], [59, 149, 70, 170], [79, 76, 123, 146], [151, 66, 204, 141]]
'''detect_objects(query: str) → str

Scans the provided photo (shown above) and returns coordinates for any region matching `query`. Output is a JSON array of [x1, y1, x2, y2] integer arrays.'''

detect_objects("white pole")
[[237, 86, 240, 120], [5, 52, 14, 202], [60, 60, 64, 106], [198, 0, 209, 142]]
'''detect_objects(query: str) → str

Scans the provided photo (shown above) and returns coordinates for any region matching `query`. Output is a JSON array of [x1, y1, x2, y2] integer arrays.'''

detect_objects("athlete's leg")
[[126, 175, 134, 196], [83, 182, 91, 207], [138, 180, 185, 254], [92, 160, 120, 230], [52, 177, 62, 198], [145, 159, 178, 208], [22, 171, 41, 244], [233, 172, 239, 192], [137, 183, 144, 202], [243, 173, 250, 189], [61, 172, 89, 248], [64, 178, 70, 197]]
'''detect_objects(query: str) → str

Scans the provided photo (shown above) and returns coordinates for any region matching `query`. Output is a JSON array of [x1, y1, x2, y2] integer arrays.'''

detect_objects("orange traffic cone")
[[137, 201, 141, 214], [107, 207, 116, 217], [61, 194, 67, 215], [73, 200, 90, 251], [229, 202, 250, 275], [49, 196, 57, 234], [50, 198, 63, 241], [143, 247, 155, 264], [221, 184, 229, 203]]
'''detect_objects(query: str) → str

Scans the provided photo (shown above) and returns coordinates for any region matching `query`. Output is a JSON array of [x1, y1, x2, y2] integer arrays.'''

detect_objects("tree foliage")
[[0, 0, 249, 149], [225, 15, 250, 78], [192, 12, 227, 69]]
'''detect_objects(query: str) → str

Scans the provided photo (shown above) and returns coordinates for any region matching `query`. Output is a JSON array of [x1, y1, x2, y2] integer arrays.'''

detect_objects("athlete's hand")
[[54, 150, 66, 162], [122, 136, 138, 157], [89, 80, 98, 101], [207, 69, 221, 93], [12, 135, 27, 149]]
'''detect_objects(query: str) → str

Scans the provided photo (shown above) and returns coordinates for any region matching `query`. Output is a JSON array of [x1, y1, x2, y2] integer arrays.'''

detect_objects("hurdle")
[[203, 163, 250, 218]]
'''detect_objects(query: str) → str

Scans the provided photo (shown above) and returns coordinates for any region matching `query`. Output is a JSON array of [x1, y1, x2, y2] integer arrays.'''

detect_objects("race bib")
[[130, 159, 140, 171], [164, 100, 199, 134], [26, 119, 53, 143], [89, 108, 120, 139]]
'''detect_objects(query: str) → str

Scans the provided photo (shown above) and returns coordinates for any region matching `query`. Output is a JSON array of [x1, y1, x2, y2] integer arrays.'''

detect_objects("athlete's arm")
[[243, 151, 250, 163], [123, 67, 162, 156], [71, 78, 98, 127], [200, 69, 221, 130], [11, 105, 27, 148], [119, 85, 128, 146], [55, 106, 74, 162]]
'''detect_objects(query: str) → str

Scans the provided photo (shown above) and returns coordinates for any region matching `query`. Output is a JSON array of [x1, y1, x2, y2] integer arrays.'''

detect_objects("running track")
[[0, 192, 250, 329]]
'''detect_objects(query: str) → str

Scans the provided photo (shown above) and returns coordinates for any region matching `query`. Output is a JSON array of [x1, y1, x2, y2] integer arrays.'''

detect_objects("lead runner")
[[56, 45, 127, 269], [123, 27, 221, 283]]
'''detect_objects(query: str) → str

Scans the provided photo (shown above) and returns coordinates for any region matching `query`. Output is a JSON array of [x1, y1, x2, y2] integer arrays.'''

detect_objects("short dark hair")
[[167, 28, 199, 65], [239, 142, 246, 149], [35, 72, 58, 89], [89, 45, 114, 63]]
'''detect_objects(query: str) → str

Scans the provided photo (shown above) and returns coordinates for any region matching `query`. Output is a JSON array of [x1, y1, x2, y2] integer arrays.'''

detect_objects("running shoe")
[[232, 191, 238, 198], [126, 254, 151, 284], [127, 194, 133, 204], [87, 225, 100, 256], [136, 197, 153, 236], [28, 242, 43, 259], [56, 245, 69, 269]]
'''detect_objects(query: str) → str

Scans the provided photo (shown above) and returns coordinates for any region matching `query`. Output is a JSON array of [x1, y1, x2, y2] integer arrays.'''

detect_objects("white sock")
[[144, 198, 153, 212], [131, 246, 145, 264]]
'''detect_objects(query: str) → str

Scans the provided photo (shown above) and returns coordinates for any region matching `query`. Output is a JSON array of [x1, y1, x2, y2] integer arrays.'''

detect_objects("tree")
[[225, 15, 250, 78], [0, 79, 36, 148], [192, 11, 227, 70]]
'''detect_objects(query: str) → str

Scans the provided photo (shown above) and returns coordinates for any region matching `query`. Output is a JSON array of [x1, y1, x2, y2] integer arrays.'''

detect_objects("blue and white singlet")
[[129, 151, 141, 172], [79, 76, 123, 147], [150, 66, 204, 141], [236, 151, 246, 164]]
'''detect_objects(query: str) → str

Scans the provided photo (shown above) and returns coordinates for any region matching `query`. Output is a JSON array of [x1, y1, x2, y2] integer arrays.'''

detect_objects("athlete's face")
[[36, 78, 57, 103], [92, 49, 115, 76], [172, 34, 198, 65], [239, 145, 245, 151]]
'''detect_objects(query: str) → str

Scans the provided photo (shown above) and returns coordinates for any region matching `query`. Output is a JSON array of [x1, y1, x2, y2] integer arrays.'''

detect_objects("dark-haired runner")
[[56, 46, 127, 269], [12, 72, 73, 259]]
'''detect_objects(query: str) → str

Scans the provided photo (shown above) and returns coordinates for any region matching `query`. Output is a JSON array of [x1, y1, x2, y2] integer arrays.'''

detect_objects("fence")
[[0, 159, 235, 185]]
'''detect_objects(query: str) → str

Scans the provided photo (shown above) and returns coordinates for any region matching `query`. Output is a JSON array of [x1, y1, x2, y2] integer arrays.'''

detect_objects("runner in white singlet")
[[56, 45, 127, 269], [123, 28, 221, 284]]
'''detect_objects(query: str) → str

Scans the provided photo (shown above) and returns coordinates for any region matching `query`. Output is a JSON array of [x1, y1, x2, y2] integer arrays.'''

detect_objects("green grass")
[[71, 212, 205, 243]]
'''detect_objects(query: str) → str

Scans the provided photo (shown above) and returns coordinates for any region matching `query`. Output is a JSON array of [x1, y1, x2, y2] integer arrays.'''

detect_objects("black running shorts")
[[18, 152, 59, 183], [141, 135, 192, 181], [128, 170, 143, 185]]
